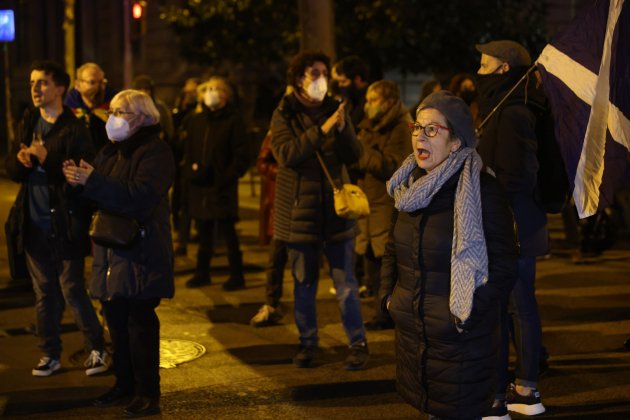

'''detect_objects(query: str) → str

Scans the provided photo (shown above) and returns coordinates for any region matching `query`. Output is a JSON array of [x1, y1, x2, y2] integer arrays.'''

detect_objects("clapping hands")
[[62, 159, 95, 187], [320, 101, 346, 135]]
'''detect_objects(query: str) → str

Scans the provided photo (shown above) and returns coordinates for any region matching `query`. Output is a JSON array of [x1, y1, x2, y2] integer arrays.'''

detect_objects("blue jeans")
[[25, 249, 104, 360], [288, 239, 366, 348], [498, 255, 542, 392]]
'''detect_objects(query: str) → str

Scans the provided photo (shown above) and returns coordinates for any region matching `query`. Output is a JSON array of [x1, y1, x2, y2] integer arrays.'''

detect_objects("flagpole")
[[475, 63, 538, 136]]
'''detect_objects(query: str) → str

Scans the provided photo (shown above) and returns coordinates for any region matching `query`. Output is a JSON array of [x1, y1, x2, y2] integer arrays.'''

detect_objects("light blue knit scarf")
[[386, 148, 488, 324]]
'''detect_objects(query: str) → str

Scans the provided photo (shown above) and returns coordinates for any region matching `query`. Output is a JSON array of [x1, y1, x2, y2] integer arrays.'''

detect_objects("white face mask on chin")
[[106, 116, 131, 142], [204, 90, 220, 108], [306, 78, 327, 102]]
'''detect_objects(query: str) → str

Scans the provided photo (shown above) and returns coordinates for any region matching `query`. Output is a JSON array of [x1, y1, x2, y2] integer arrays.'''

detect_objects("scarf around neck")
[[386, 148, 488, 324]]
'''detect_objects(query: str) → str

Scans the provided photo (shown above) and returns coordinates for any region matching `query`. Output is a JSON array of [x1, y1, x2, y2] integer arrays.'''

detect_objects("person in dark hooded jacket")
[[476, 40, 549, 417], [380, 91, 518, 419], [63, 89, 175, 417]]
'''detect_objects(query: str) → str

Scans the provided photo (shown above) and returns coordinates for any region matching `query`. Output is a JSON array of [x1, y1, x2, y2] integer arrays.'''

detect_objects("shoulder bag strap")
[[315, 150, 339, 192]]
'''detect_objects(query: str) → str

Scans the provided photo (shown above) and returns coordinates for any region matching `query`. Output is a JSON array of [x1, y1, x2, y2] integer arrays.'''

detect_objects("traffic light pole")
[[123, 0, 133, 88], [3, 42, 15, 147]]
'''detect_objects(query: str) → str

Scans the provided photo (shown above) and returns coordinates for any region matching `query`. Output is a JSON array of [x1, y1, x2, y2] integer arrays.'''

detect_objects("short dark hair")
[[286, 51, 331, 90], [333, 56, 369, 82], [30, 60, 70, 97], [132, 74, 155, 96], [447, 73, 476, 95]]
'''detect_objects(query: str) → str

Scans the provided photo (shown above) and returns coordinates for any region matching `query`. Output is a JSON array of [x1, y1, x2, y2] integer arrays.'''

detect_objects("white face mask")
[[204, 90, 220, 108], [106, 116, 131, 142], [306, 77, 327, 102]]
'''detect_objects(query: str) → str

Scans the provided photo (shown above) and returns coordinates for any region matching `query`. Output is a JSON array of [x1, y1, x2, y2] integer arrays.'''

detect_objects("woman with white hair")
[[62, 89, 175, 417]]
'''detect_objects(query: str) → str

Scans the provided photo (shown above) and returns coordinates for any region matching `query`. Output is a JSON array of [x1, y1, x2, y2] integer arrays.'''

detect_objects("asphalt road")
[[1, 174, 630, 419]]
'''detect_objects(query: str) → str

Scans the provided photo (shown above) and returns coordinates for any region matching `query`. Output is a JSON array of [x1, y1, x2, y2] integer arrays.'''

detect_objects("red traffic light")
[[132, 2, 143, 19]]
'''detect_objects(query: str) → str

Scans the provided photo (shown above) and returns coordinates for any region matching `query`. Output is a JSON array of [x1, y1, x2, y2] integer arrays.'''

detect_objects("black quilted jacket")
[[379, 170, 518, 418]]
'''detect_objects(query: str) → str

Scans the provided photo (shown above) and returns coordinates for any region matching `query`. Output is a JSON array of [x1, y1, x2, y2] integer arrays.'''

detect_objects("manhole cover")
[[160, 338, 206, 368]]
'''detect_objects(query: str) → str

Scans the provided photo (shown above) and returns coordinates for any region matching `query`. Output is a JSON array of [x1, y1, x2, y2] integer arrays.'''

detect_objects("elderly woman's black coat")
[[379, 170, 518, 419], [82, 125, 176, 300]]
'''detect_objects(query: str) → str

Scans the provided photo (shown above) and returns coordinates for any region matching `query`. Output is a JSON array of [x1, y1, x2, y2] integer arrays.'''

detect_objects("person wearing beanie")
[[379, 91, 518, 419], [476, 40, 549, 417]]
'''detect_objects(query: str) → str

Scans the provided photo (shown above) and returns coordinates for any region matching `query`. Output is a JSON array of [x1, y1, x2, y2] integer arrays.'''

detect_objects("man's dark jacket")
[[5, 107, 95, 259], [476, 67, 548, 256]]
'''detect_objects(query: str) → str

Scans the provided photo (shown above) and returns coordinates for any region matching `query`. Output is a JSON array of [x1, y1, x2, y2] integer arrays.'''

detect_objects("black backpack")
[[477, 69, 570, 214], [531, 103, 570, 213]]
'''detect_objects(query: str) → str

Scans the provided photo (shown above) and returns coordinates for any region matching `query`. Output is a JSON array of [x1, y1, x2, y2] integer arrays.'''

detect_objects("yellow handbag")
[[316, 151, 370, 219]]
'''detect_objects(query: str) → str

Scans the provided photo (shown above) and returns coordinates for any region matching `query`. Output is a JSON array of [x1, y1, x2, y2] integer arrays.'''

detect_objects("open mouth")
[[416, 148, 431, 160]]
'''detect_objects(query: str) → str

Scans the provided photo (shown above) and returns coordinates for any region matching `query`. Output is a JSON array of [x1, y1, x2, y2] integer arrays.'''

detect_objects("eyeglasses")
[[304, 69, 328, 80], [407, 122, 451, 138], [78, 79, 103, 86], [106, 110, 135, 117]]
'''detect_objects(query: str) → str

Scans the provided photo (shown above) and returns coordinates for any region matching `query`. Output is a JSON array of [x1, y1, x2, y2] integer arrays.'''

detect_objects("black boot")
[[223, 250, 245, 291], [93, 386, 133, 407], [123, 396, 160, 417], [186, 249, 211, 288]]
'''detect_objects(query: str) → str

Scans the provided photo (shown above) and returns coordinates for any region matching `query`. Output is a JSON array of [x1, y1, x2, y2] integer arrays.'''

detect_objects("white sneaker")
[[32, 357, 61, 377], [84, 350, 109, 376], [250, 304, 282, 327]]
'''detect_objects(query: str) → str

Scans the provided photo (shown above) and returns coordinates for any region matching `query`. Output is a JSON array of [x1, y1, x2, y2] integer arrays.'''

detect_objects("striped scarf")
[[386, 148, 488, 324]]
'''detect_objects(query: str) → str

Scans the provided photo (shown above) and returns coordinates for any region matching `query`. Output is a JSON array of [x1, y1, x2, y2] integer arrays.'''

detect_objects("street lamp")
[[0, 9, 16, 149]]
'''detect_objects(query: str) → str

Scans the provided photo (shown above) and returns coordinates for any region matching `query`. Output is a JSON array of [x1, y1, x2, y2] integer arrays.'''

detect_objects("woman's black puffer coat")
[[83, 125, 176, 300], [270, 94, 362, 244], [379, 169, 518, 419]]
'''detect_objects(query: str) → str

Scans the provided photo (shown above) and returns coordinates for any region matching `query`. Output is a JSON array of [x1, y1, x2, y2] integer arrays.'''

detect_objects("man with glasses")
[[5, 60, 107, 377], [65, 62, 118, 151], [475, 40, 548, 418]]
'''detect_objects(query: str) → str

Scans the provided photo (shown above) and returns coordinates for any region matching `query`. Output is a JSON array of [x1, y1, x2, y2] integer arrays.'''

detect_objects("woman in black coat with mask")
[[63, 89, 175, 417]]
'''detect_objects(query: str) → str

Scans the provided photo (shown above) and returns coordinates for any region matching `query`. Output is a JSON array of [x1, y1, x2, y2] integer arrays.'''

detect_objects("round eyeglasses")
[[407, 122, 451, 138]]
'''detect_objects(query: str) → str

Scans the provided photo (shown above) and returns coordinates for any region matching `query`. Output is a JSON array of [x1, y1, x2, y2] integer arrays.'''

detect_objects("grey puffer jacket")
[[270, 93, 362, 244], [82, 125, 175, 300]]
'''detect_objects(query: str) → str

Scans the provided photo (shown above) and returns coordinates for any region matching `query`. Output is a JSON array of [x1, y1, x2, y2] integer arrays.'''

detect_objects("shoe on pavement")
[[85, 349, 109, 376], [223, 277, 245, 291], [250, 304, 282, 327], [32, 357, 61, 377], [358, 285, 373, 298], [293, 345, 317, 368], [344, 341, 369, 370], [124, 396, 160, 417], [185, 275, 210, 288], [482, 399, 512, 419], [507, 383, 545, 415], [93, 386, 134, 407], [365, 318, 394, 331]]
